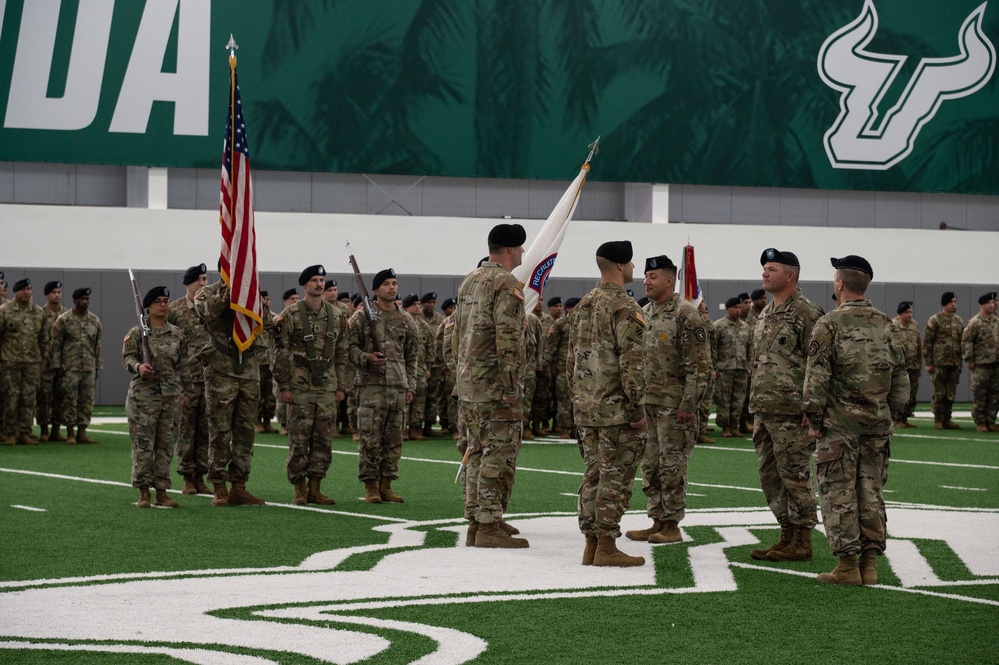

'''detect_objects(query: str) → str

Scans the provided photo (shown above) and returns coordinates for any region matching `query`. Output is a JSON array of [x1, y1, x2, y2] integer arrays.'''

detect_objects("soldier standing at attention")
[[747, 248, 822, 562], [891, 301, 922, 429], [37, 281, 68, 442], [452, 224, 529, 548], [256, 290, 278, 434], [544, 297, 578, 438], [963, 292, 999, 433], [713, 297, 752, 437], [569, 241, 647, 566], [803, 256, 908, 586], [697, 300, 718, 443], [626, 255, 707, 547], [419, 292, 444, 437], [402, 293, 431, 441], [51, 288, 102, 445], [522, 299, 543, 441], [274, 265, 349, 505], [123, 287, 190, 509], [747, 289, 767, 326], [167, 264, 213, 495], [348, 268, 418, 504], [923, 292, 965, 429], [0, 279, 48, 446]]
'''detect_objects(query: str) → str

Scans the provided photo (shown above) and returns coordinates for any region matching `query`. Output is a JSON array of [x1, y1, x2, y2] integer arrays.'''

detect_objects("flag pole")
[[224, 35, 239, 288]]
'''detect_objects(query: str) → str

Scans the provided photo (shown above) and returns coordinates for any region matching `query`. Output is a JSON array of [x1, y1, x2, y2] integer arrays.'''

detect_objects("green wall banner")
[[0, 0, 996, 194]]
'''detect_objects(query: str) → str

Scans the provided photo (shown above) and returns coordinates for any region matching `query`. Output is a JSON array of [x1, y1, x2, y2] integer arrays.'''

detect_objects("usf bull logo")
[[818, 0, 996, 170]]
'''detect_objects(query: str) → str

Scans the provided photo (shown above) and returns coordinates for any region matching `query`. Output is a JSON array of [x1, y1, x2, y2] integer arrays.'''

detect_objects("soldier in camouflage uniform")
[[569, 241, 647, 567], [123, 287, 190, 509], [803, 256, 908, 586], [436, 297, 459, 436], [51, 288, 102, 446], [923, 292, 964, 429], [36, 281, 68, 442], [713, 297, 752, 437], [403, 294, 432, 441], [0, 279, 48, 445], [891, 301, 922, 428], [331, 289, 355, 437], [274, 265, 350, 505], [748, 248, 823, 562], [697, 300, 717, 443], [194, 276, 266, 507], [522, 300, 543, 440], [453, 224, 529, 548], [167, 264, 212, 495], [349, 268, 418, 504], [256, 290, 278, 434], [420, 292, 445, 437], [275, 288, 300, 435], [544, 297, 578, 438], [963, 292, 999, 433], [625, 255, 707, 548]]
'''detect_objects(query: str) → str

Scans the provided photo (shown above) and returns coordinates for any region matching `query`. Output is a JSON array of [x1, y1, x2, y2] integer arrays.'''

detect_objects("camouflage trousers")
[[752, 413, 818, 528], [577, 423, 645, 538], [437, 371, 455, 429], [205, 369, 260, 484], [699, 372, 716, 432], [286, 389, 339, 483], [901, 369, 921, 420], [36, 367, 65, 427], [424, 367, 442, 425], [714, 369, 748, 429], [971, 363, 999, 426], [640, 404, 696, 523], [815, 430, 890, 556], [522, 370, 537, 423], [929, 365, 961, 421], [462, 399, 522, 524], [259, 363, 277, 425], [175, 380, 209, 477], [127, 389, 181, 491], [554, 372, 573, 432], [408, 373, 428, 430], [356, 384, 406, 481], [531, 370, 553, 424], [61, 370, 96, 428], [2, 362, 40, 436], [275, 381, 289, 427]]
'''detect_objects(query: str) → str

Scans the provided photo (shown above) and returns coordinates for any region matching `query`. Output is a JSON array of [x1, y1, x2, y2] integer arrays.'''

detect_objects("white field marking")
[[0, 642, 275, 665], [85, 428, 128, 436], [940, 485, 988, 491], [893, 433, 999, 445], [885, 501, 999, 513], [10, 505, 46, 512], [560, 492, 577, 497], [886, 538, 942, 586], [688, 493, 707, 497]]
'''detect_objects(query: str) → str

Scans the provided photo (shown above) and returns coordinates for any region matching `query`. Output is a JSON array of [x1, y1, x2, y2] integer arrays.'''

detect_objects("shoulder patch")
[[807, 340, 820, 357], [694, 327, 706, 343], [633, 311, 647, 327], [444, 318, 455, 329], [513, 287, 525, 302]]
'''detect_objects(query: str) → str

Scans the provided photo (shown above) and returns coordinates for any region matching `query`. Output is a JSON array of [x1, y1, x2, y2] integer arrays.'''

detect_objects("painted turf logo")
[[818, 0, 996, 170], [528, 254, 558, 294]]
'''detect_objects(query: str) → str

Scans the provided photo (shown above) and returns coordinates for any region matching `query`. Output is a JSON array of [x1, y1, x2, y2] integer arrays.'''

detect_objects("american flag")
[[219, 54, 262, 353]]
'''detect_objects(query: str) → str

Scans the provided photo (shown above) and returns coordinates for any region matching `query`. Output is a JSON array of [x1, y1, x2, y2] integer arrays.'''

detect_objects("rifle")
[[127, 268, 152, 367], [346, 242, 384, 355]]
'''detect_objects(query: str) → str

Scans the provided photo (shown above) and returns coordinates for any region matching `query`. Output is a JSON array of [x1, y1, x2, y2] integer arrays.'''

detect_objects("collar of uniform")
[[595, 281, 628, 294], [648, 293, 679, 314], [839, 299, 870, 307]]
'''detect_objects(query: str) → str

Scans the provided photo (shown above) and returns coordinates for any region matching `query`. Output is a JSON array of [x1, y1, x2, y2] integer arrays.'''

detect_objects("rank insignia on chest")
[[659, 332, 669, 342]]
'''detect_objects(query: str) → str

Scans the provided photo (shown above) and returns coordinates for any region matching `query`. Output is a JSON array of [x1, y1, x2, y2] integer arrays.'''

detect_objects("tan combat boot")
[[465, 520, 478, 547], [933, 419, 943, 430], [593, 535, 645, 567], [194, 475, 212, 495], [136, 487, 151, 508], [229, 483, 265, 506], [817, 554, 862, 586], [556, 429, 571, 439], [363, 480, 382, 503], [944, 421, 961, 430], [402, 428, 410, 441], [50, 425, 67, 442], [19, 433, 38, 446], [530, 421, 543, 437], [581, 534, 598, 565], [379, 478, 405, 503], [976, 424, 990, 433], [696, 433, 716, 444], [39, 425, 49, 442], [262, 420, 276, 434], [155, 490, 178, 508], [181, 475, 198, 495], [625, 519, 665, 542], [76, 427, 97, 444], [649, 520, 682, 544], [522, 426, 535, 441], [721, 427, 734, 438], [498, 520, 520, 535], [859, 550, 878, 585], [750, 522, 793, 560], [767, 525, 813, 562], [254, 422, 265, 433], [65, 427, 77, 445], [292, 478, 308, 505], [474, 522, 529, 548], [212, 483, 230, 507], [308, 477, 335, 505], [3, 435, 15, 446], [409, 426, 426, 441]]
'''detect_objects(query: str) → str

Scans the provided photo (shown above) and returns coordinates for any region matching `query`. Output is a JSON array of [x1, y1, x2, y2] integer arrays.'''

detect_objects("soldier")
[[194, 274, 266, 507], [123, 287, 190, 509], [348, 268, 418, 504], [439, 300, 460, 440], [568, 241, 647, 566], [522, 299, 543, 440], [0, 279, 48, 445], [416, 292, 444, 438], [963, 292, 999, 433], [547, 296, 563, 322], [713, 297, 751, 437], [803, 256, 908, 586], [923, 292, 965, 429], [275, 289, 301, 435], [436, 296, 458, 434], [255, 290, 278, 434], [747, 288, 767, 326], [697, 300, 718, 444], [37, 280, 68, 442], [892, 301, 922, 428], [274, 265, 349, 505], [747, 248, 823, 562], [453, 224, 529, 548], [51, 288, 102, 445], [544, 296, 577, 438], [403, 293, 431, 441], [167, 264, 213, 495], [282, 288, 299, 309], [626, 255, 707, 547]]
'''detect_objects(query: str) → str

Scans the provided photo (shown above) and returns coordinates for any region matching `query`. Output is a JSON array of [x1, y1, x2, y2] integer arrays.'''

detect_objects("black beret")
[[0, 271, 3, 280], [565, 297, 581, 309], [897, 301, 913, 314], [751, 289, 766, 300], [546, 296, 562, 307], [282, 288, 298, 301], [72, 287, 91, 300], [44, 281, 62, 295], [420, 292, 437, 303], [830, 255, 874, 278], [979, 292, 997, 305], [760, 248, 801, 267], [738, 292, 750, 301], [487, 223, 527, 248], [217, 257, 223, 272], [725, 297, 741, 308], [260, 290, 268, 297], [298, 264, 326, 286], [13, 278, 30, 292], [441, 297, 457, 310], [636, 296, 650, 307], [183, 263, 207, 285], [372, 268, 396, 290], [402, 293, 420, 308], [596, 240, 633, 264], [941, 291, 956, 306], [142, 286, 169, 309], [644, 255, 675, 273], [338, 292, 351, 301], [324, 279, 337, 291], [351, 295, 363, 307]]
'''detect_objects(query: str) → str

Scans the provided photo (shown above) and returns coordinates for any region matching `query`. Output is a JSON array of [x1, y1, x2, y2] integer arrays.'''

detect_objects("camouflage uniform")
[[640, 294, 708, 524], [962, 312, 999, 428], [522, 312, 542, 426], [274, 301, 349, 484], [546, 313, 575, 434], [892, 315, 923, 421], [452, 261, 525, 524], [531, 312, 554, 428], [422, 307, 445, 428], [194, 280, 263, 485], [257, 308, 278, 428], [0, 300, 48, 441], [700, 315, 717, 433], [123, 322, 189, 490], [51, 309, 102, 430], [167, 295, 211, 479], [407, 317, 433, 433], [348, 306, 418, 482], [440, 314, 460, 438], [803, 299, 908, 556], [36, 304, 68, 432], [922, 311, 964, 424], [713, 316, 751, 430], [750, 288, 822, 529], [568, 282, 646, 539]]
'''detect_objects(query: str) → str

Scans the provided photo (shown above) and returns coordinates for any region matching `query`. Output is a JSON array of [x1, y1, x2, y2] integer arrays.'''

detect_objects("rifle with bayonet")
[[127, 268, 152, 367], [346, 243, 386, 370]]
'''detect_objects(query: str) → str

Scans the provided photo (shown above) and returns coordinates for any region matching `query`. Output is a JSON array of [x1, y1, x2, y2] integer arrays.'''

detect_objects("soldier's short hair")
[[835, 268, 871, 295]]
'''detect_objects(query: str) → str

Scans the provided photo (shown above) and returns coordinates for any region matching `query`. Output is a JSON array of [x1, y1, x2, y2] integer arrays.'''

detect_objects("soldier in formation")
[[420, 292, 445, 437], [256, 289, 278, 434], [37, 281, 68, 441], [713, 297, 751, 437], [403, 293, 432, 441], [923, 292, 964, 429], [0, 279, 47, 446], [892, 301, 922, 428], [963, 292, 999, 433], [697, 300, 717, 444], [51, 288, 102, 445], [544, 296, 577, 438]]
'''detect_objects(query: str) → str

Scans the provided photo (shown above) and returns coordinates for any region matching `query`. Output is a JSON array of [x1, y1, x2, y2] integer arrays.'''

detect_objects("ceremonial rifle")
[[346, 243, 384, 355], [127, 268, 152, 367]]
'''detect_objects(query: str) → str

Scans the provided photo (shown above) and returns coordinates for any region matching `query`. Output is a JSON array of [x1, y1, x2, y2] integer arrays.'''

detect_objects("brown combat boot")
[[649, 520, 682, 544], [581, 534, 598, 565], [990, 423, 999, 432], [136, 487, 151, 508], [308, 477, 335, 505], [194, 475, 211, 495], [625, 519, 665, 541], [155, 490, 178, 508], [262, 420, 276, 434], [721, 427, 734, 438], [292, 478, 308, 505], [933, 419, 943, 430], [352, 432, 360, 442], [229, 483, 265, 506], [474, 522, 529, 548], [767, 524, 813, 562], [593, 535, 645, 567], [817, 554, 862, 586], [254, 422, 265, 433], [3, 435, 15, 446], [402, 428, 410, 441], [530, 421, 543, 437], [750, 522, 792, 560], [859, 550, 879, 585], [39, 425, 49, 442], [522, 426, 535, 441], [65, 427, 77, 445], [212, 483, 230, 507], [76, 427, 97, 444], [465, 520, 478, 546], [181, 475, 198, 495], [379, 478, 405, 503], [50, 425, 67, 441], [19, 433, 38, 446], [363, 480, 382, 503], [409, 426, 426, 441], [976, 424, 990, 433], [498, 520, 520, 535], [944, 421, 961, 430], [556, 429, 571, 439], [696, 433, 716, 444]]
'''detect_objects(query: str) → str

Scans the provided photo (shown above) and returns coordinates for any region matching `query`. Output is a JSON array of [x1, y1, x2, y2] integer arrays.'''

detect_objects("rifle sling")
[[295, 301, 337, 386]]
